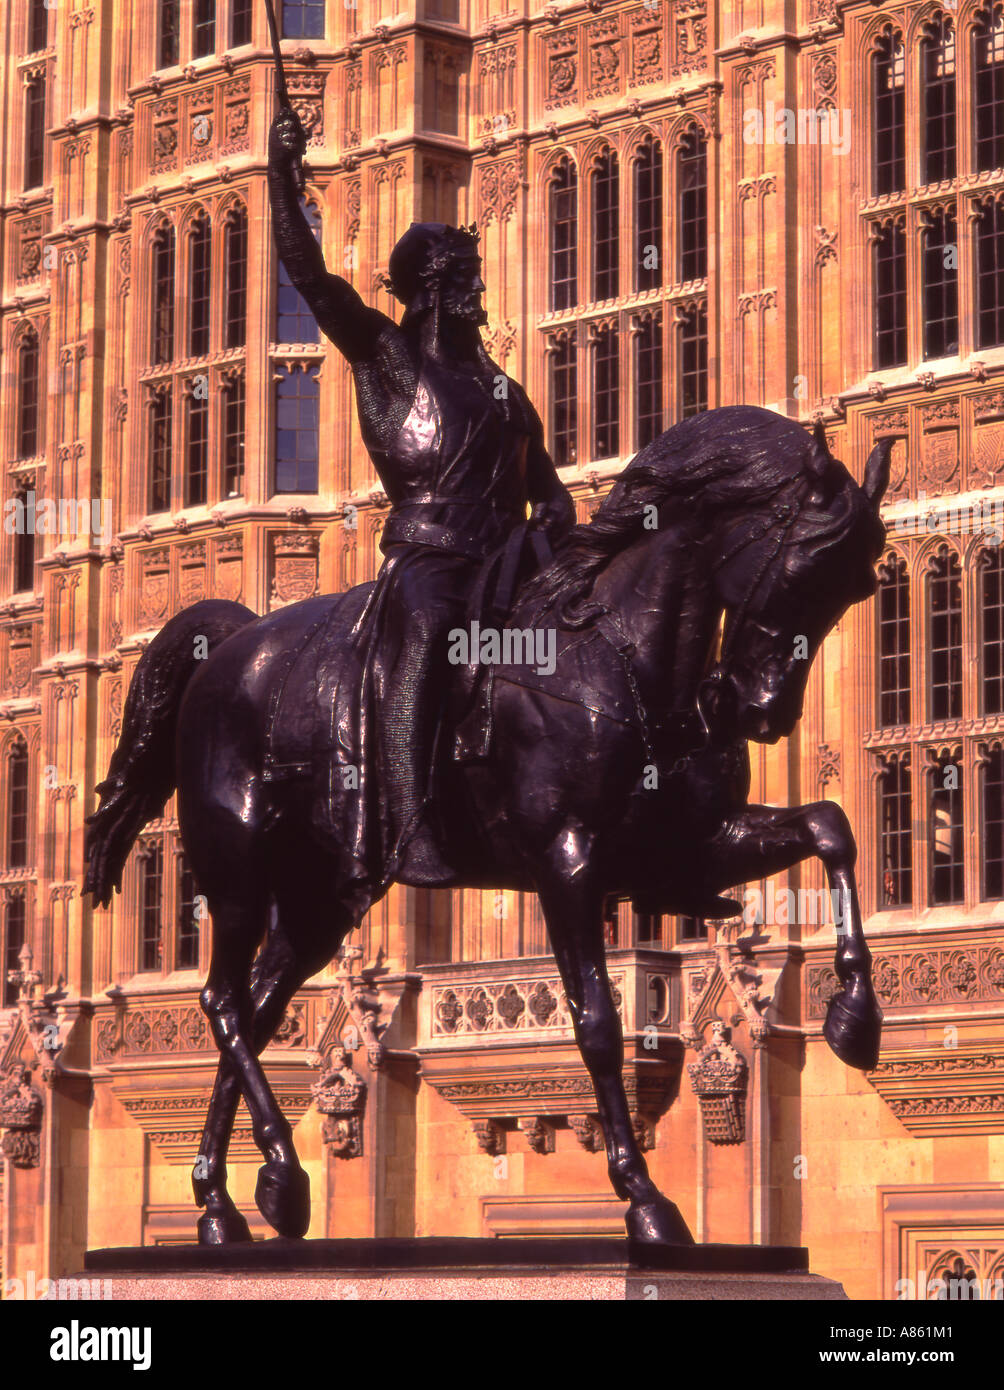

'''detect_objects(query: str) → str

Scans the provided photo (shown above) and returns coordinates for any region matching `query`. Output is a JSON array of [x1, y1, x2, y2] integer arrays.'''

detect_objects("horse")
[[84, 404, 892, 1248]]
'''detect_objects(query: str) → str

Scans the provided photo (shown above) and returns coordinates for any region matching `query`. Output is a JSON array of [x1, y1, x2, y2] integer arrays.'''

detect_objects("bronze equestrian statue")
[[83, 106, 892, 1250]]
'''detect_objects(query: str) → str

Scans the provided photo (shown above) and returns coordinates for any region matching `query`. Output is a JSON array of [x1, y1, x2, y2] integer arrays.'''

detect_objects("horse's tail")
[[84, 599, 257, 908]]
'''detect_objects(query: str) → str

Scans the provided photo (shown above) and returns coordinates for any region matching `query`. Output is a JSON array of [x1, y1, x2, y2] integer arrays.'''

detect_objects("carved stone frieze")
[[808, 943, 1004, 1018], [868, 1047, 1004, 1135]]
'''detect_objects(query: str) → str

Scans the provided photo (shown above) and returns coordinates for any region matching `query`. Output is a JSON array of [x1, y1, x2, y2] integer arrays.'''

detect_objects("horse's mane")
[[521, 406, 859, 623]]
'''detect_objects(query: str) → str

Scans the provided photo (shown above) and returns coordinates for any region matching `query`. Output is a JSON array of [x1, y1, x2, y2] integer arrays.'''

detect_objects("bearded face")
[[438, 251, 488, 325]]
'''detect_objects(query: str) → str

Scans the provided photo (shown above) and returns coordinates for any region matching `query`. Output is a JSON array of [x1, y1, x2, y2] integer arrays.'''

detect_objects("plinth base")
[[83, 1238, 848, 1300]]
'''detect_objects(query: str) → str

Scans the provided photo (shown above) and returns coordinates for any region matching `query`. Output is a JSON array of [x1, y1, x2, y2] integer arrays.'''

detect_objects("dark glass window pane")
[[879, 757, 912, 907], [14, 490, 35, 593], [186, 387, 209, 507], [974, 11, 1004, 174], [159, 0, 179, 68], [140, 841, 164, 972], [983, 748, 1004, 899], [232, 0, 253, 46], [189, 216, 211, 357], [282, 0, 324, 39], [678, 128, 707, 282], [176, 855, 199, 969], [274, 365, 320, 493], [877, 555, 910, 726], [593, 325, 619, 459], [276, 201, 320, 343], [922, 209, 959, 359], [225, 208, 248, 348], [975, 198, 1004, 349], [149, 388, 172, 513], [592, 152, 619, 301], [7, 741, 29, 868], [549, 160, 577, 312], [635, 314, 663, 450], [17, 332, 39, 459], [873, 31, 905, 195], [193, 0, 215, 59], [679, 305, 708, 417], [982, 549, 1004, 715], [549, 333, 577, 467], [223, 374, 246, 497], [152, 226, 176, 365], [874, 219, 907, 368], [922, 19, 956, 183], [28, 0, 48, 52], [930, 754, 964, 904], [24, 79, 45, 190], [3, 897, 26, 1007], [928, 549, 963, 720], [634, 140, 663, 293]]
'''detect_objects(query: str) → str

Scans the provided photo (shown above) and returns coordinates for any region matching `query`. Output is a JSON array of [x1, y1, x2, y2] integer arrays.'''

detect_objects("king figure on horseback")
[[268, 107, 575, 888]]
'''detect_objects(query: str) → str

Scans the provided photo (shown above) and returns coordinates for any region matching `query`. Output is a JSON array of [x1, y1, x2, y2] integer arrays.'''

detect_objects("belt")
[[381, 514, 496, 560]]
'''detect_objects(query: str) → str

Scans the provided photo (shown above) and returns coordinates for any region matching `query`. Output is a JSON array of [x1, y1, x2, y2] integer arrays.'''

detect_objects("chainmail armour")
[[268, 152, 574, 885]]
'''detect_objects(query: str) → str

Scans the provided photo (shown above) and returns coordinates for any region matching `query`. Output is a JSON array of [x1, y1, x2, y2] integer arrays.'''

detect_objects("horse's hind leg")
[[195, 862, 364, 1244], [708, 800, 881, 1070], [537, 831, 694, 1247]]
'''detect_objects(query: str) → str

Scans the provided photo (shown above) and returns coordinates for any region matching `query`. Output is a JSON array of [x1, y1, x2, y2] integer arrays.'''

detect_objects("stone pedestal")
[[83, 1238, 848, 1301]]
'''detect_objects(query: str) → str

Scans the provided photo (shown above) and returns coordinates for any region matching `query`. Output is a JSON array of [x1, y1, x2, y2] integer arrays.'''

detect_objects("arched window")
[[225, 206, 248, 348], [677, 127, 707, 283], [928, 549, 963, 720], [28, 0, 48, 53], [983, 746, 1004, 898], [592, 150, 619, 301], [16, 330, 40, 460], [873, 217, 907, 368], [634, 312, 663, 449], [548, 331, 576, 467], [276, 201, 321, 344], [282, 0, 325, 39], [975, 197, 1004, 349], [548, 159, 577, 312], [878, 754, 912, 907], [981, 548, 1004, 714], [929, 751, 963, 904], [592, 323, 618, 459], [7, 739, 29, 868], [678, 303, 708, 416], [176, 853, 199, 969], [151, 223, 176, 365], [193, 0, 216, 60], [232, 0, 253, 47], [922, 208, 959, 358], [921, 16, 956, 183], [149, 387, 172, 513], [274, 365, 320, 493], [23, 76, 45, 191], [634, 139, 663, 293], [974, 5, 1004, 174], [873, 30, 905, 196], [158, 0, 179, 69], [223, 373, 246, 497], [139, 840, 164, 971], [185, 378, 209, 507], [13, 487, 35, 593], [188, 213, 211, 357], [877, 554, 910, 726], [3, 894, 26, 1007]]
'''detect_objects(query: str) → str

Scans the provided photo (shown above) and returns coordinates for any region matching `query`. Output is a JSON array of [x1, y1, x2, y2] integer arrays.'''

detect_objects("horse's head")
[[702, 422, 891, 745]]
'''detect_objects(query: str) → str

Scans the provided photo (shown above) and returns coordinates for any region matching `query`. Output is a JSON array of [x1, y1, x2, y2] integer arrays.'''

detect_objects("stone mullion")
[[247, 178, 271, 511]]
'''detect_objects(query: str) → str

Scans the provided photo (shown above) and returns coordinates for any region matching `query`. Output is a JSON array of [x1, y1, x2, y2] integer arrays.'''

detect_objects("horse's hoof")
[[625, 1197, 695, 1247], [824, 990, 881, 1071], [197, 1209, 253, 1246], [255, 1161, 311, 1238]]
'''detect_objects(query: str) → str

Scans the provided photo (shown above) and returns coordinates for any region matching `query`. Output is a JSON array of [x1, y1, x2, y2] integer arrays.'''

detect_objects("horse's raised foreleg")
[[709, 800, 881, 1070], [537, 831, 694, 1246]]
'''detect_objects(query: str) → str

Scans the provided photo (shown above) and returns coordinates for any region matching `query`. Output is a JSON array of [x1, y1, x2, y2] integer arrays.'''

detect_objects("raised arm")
[[267, 109, 396, 364]]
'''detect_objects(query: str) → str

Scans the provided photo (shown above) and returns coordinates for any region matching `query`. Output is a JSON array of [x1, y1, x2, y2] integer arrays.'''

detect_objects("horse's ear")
[[807, 419, 832, 481], [863, 437, 893, 508]]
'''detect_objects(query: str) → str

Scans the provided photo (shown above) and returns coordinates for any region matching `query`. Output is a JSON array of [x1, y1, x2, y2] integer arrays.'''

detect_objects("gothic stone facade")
[[1, 0, 1003, 1301]]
